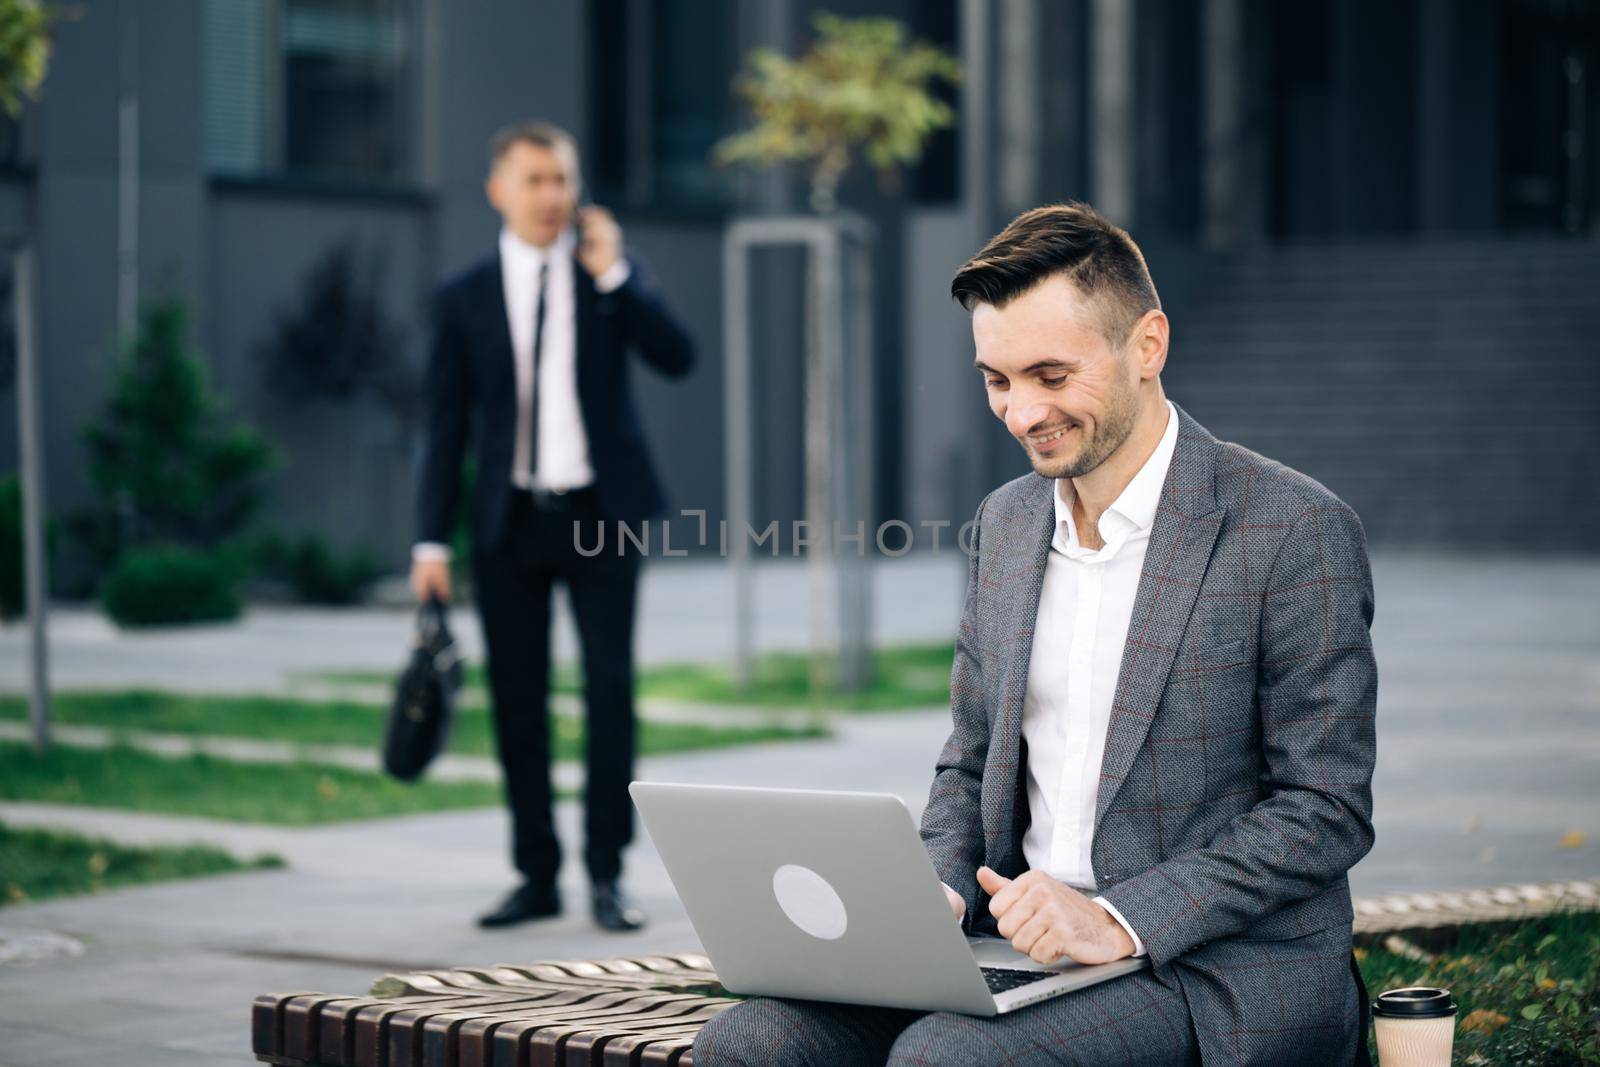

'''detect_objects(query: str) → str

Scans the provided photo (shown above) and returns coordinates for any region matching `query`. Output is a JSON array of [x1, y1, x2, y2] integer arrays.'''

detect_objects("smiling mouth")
[[1029, 425, 1075, 445]]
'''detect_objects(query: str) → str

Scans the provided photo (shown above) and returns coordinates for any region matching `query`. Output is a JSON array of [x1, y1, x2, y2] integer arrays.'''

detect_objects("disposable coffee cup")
[[1371, 987, 1457, 1067]]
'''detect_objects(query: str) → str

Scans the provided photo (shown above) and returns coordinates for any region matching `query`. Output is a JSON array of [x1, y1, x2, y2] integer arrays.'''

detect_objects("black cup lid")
[[1372, 987, 1457, 1019]]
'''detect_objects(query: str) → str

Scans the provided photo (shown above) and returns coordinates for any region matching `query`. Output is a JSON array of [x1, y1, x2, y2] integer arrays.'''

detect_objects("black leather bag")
[[383, 597, 464, 781]]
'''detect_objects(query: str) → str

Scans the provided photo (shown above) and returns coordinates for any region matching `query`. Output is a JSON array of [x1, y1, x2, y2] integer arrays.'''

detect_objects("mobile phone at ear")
[[574, 190, 594, 246]]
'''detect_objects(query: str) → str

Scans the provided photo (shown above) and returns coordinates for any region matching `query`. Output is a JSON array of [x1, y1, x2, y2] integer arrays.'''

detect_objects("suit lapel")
[[983, 474, 1055, 872], [1094, 406, 1226, 829], [480, 254, 517, 407]]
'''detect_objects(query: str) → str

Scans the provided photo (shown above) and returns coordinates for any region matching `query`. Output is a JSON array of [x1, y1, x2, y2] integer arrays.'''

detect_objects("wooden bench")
[[252, 877, 1600, 1066], [252, 953, 735, 1067]]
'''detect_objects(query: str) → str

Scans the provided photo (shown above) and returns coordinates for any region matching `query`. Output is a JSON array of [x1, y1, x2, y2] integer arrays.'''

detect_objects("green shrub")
[[79, 299, 274, 572], [254, 531, 382, 605], [100, 545, 241, 627]]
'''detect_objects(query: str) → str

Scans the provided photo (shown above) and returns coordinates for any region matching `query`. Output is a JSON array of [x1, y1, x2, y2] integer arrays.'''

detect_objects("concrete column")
[[1091, 0, 1136, 224], [1418, 0, 1500, 232], [1202, 0, 1250, 246], [997, 0, 1041, 218]]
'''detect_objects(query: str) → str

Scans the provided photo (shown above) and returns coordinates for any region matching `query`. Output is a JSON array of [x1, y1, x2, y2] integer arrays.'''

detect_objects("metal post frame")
[[14, 245, 51, 750], [723, 213, 876, 696]]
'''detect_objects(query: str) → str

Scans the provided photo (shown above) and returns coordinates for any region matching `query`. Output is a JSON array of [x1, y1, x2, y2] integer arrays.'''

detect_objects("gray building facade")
[[2, 0, 1597, 591]]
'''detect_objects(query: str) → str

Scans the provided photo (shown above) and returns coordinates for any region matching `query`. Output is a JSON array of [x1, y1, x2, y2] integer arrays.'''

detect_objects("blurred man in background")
[[411, 121, 694, 932]]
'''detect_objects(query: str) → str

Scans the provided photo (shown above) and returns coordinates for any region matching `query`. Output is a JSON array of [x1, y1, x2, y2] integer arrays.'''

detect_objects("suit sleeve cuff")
[[1093, 896, 1147, 958], [412, 542, 453, 563], [595, 259, 632, 294]]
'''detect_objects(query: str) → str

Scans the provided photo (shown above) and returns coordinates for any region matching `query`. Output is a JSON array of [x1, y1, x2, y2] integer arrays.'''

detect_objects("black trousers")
[[472, 488, 640, 885]]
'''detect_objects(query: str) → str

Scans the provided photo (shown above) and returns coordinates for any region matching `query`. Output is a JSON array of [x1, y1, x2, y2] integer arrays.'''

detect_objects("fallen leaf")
[[86, 851, 108, 876], [1460, 1009, 1510, 1034], [1557, 828, 1586, 850], [1352, 947, 1368, 962], [5, 884, 26, 903], [316, 775, 340, 801]]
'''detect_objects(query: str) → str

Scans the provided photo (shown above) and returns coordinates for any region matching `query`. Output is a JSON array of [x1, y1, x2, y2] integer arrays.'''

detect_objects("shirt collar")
[[1052, 400, 1180, 556], [499, 226, 576, 271]]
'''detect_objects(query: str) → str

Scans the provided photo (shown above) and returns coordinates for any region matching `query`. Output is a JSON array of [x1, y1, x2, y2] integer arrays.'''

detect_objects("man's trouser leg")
[[474, 494, 560, 885], [559, 496, 641, 883], [694, 970, 1197, 1067], [693, 998, 922, 1067], [885, 970, 1196, 1066]]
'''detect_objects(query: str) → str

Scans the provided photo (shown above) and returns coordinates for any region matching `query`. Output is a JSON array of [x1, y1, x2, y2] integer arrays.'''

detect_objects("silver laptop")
[[630, 782, 1148, 1016]]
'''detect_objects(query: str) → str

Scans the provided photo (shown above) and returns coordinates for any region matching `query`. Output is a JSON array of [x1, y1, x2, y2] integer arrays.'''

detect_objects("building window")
[[588, 0, 739, 209], [204, 0, 415, 185]]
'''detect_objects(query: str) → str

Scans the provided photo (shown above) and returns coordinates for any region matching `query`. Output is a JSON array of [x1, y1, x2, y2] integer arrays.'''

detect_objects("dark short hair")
[[488, 120, 580, 170], [950, 202, 1161, 345]]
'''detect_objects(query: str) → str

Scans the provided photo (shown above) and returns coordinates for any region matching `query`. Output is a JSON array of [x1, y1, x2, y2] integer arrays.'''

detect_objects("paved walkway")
[[0, 555, 967, 694], [0, 550, 1596, 1065]]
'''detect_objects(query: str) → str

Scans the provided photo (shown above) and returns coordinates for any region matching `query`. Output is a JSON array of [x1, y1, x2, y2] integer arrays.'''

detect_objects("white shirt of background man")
[[412, 226, 630, 564]]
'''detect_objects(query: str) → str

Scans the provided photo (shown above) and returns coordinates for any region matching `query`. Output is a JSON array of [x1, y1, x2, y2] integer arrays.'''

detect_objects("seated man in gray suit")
[[694, 202, 1376, 1066]]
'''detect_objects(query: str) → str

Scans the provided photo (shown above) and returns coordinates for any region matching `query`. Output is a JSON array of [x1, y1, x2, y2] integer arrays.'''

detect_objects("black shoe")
[[477, 882, 561, 928], [591, 879, 647, 932]]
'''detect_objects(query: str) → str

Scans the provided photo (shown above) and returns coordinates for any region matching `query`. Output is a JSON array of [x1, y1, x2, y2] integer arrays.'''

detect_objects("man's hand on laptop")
[[977, 866, 1136, 966], [940, 882, 966, 921]]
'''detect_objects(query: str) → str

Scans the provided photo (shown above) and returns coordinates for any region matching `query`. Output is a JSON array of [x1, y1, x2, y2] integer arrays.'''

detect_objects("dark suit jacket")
[[414, 250, 694, 552], [921, 405, 1377, 1065]]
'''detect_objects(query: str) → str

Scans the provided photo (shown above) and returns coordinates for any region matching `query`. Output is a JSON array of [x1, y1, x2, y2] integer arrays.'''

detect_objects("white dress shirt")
[[412, 227, 630, 562], [1021, 400, 1179, 958]]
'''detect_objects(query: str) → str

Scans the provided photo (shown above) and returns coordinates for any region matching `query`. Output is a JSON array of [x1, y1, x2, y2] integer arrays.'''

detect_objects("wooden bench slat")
[[556, 1004, 731, 1066], [252, 956, 734, 1067]]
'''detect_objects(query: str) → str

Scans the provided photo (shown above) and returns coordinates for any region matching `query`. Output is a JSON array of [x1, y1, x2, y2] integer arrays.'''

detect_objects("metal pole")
[[14, 245, 51, 751], [724, 227, 754, 694], [805, 227, 839, 697], [838, 230, 875, 690]]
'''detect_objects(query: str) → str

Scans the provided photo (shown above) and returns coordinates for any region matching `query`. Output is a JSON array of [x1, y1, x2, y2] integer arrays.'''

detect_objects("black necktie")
[[528, 260, 549, 481]]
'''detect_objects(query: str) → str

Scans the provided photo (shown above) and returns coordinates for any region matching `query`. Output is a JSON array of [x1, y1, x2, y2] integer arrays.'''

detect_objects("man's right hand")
[[942, 882, 966, 922], [410, 558, 452, 602]]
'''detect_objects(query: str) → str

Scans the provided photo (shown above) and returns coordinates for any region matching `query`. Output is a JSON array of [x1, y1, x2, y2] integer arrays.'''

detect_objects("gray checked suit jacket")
[[920, 404, 1377, 1066]]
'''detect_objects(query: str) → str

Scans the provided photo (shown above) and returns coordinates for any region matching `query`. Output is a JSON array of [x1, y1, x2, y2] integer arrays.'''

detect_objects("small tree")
[[0, 0, 56, 118], [713, 12, 961, 213], [256, 239, 415, 421], [84, 299, 275, 556], [713, 14, 960, 698]]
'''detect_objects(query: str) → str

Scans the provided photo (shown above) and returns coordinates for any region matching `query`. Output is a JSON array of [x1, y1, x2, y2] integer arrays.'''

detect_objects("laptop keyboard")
[[981, 967, 1055, 995]]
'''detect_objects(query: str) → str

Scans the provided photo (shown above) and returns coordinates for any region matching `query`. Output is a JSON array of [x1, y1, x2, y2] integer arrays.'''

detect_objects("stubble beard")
[[1025, 373, 1142, 481]]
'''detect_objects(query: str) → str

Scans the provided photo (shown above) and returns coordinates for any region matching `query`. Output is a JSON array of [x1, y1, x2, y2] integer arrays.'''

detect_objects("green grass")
[[612, 643, 957, 711], [0, 741, 507, 824], [0, 691, 828, 757], [317, 642, 959, 712], [0, 819, 283, 907], [1357, 911, 1600, 1065]]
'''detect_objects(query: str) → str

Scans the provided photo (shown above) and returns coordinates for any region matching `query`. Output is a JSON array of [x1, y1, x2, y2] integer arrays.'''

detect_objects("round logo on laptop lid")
[[771, 863, 848, 940]]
